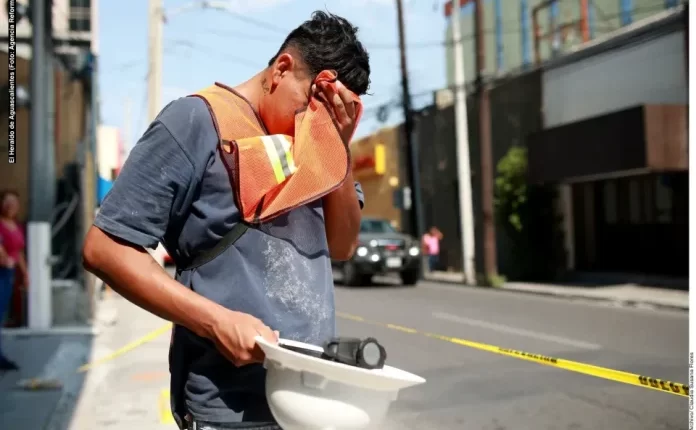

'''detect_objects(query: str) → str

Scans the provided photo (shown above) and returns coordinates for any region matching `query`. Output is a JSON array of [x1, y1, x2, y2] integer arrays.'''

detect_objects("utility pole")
[[147, 0, 167, 267], [28, 0, 54, 329], [474, 0, 498, 281], [395, 0, 424, 245], [450, 0, 476, 285], [123, 96, 132, 159], [147, 0, 163, 122]]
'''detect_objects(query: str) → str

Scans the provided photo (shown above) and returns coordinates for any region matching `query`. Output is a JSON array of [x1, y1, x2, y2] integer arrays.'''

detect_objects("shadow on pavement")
[[0, 332, 94, 429], [334, 272, 419, 290]]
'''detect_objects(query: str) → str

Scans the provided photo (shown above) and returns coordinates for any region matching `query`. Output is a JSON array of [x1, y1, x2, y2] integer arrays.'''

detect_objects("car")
[[333, 217, 422, 286]]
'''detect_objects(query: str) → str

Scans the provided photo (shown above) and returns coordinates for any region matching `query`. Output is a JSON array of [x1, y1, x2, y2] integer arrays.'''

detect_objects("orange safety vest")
[[189, 70, 363, 224]]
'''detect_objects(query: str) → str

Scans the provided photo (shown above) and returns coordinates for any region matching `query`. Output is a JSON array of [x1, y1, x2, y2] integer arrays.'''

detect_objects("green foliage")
[[477, 272, 507, 288], [494, 146, 566, 281], [494, 146, 528, 232]]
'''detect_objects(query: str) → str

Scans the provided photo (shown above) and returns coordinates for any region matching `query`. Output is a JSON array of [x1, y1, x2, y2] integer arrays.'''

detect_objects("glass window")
[[360, 219, 396, 234], [70, 0, 90, 8]]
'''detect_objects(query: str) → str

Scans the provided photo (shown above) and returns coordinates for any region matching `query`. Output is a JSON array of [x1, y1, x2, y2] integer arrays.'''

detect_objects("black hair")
[[268, 11, 371, 96], [0, 190, 19, 216], [0, 190, 19, 203]]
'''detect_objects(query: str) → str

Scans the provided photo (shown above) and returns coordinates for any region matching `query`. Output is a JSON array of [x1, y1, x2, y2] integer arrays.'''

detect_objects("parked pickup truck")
[[333, 217, 421, 286]]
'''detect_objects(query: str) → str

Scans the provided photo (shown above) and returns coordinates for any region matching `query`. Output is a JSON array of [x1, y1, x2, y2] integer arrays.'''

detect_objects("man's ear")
[[272, 53, 295, 86]]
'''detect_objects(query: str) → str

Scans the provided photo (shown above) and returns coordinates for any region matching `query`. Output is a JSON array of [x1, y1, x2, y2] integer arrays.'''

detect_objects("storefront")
[[350, 125, 404, 230]]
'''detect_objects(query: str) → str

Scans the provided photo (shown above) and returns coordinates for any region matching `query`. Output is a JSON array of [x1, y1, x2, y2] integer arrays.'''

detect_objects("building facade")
[[429, 5, 688, 279], [527, 6, 688, 278], [97, 125, 124, 204], [0, 0, 100, 325], [443, 0, 684, 87], [350, 126, 405, 230]]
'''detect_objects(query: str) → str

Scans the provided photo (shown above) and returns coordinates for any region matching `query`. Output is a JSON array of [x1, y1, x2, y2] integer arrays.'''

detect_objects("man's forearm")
[[82, 226, 224, 339], [323, 172, 361, 260]]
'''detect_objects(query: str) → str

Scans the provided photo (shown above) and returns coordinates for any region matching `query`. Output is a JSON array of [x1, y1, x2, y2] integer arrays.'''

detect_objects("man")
[[82, 11, 370, 430]]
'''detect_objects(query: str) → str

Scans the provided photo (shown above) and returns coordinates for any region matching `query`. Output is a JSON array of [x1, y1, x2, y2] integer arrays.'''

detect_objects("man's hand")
[[315, 80, 359, 145], [82, 226, 280, 367], [211, 310, 279, 367]]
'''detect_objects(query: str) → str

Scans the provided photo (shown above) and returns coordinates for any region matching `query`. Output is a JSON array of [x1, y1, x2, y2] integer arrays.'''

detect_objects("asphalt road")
[[68, 275, 688, 430], [335, 277, 688, 430]]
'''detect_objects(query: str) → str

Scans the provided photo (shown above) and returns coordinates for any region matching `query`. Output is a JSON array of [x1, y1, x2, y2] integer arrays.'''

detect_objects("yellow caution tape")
[[336, 312, 689, 398], [77, 322, 173, 373]]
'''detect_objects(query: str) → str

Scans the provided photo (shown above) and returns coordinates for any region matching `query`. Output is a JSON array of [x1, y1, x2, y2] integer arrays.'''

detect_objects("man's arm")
[[82, 109, 276, 365], [83, 228, 227, 339], [323, 172, 363, 260], [82, 118, 222, 338]]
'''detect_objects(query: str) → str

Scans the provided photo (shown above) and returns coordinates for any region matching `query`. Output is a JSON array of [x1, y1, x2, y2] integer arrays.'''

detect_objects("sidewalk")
[[67, 292, 173, 429], [0, 330, 94, 429], [424, 271, 689, 311]]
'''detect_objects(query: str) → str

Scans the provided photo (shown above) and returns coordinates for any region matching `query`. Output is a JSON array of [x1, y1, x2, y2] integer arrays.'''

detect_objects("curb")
[[422, 275, 689, 312]]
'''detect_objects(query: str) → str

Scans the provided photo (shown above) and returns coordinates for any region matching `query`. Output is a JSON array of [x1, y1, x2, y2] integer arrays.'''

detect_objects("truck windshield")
[[360, 219, 396, 233]]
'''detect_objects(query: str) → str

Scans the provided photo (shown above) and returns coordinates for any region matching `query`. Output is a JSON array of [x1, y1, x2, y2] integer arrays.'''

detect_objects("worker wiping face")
[[191, 54, 363, 224]]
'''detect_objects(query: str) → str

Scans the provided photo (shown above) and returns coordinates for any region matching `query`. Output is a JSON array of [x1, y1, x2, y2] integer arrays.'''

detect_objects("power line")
[[165, 39, 266, 69], [210, 7, 289, 35]]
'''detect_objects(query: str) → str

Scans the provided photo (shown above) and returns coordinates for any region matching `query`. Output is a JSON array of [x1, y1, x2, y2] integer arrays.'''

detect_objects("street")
[[64, 277, 688, 430]]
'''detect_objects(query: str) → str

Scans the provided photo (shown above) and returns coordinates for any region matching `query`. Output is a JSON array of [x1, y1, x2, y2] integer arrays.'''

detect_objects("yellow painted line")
[[77, 322, 173, 373], [130, 370, 169, 382], [337, 312, 689, 398], [159, 389, 176, 425]]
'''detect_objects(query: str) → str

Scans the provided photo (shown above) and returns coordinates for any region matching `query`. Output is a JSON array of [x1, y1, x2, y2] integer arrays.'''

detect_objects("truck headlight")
[[408, 246, 419, 256], [356, 246, 368, 257]]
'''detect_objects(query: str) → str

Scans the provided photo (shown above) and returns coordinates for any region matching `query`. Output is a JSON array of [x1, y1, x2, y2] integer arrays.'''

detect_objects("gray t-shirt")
[[93, 95, 364, 425]]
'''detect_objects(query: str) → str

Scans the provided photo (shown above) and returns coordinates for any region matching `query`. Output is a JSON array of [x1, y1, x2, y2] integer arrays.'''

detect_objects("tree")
[[494, 146, 566, 281]]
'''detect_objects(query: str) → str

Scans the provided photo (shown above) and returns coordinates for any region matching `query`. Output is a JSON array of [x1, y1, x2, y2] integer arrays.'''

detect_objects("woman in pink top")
[[0, 191, 26, 370], [422, 226, 443, 272]]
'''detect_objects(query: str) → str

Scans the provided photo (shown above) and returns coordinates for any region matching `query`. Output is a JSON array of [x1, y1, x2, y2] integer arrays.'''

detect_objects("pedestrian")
[[82, 11, 370, 430], [0, 190, 27, 371], [422, 226, 443, 272]]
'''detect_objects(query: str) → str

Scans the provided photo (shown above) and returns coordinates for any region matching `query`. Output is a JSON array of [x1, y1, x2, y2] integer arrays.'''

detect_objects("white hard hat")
[[256, 337, 426, 430]]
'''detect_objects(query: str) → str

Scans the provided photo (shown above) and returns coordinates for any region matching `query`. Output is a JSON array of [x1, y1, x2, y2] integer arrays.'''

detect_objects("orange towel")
[[191, 70, 362, 224]]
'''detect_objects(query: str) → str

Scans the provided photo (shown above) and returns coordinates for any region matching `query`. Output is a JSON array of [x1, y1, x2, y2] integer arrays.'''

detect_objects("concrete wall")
[[542, 30, 687, 128]]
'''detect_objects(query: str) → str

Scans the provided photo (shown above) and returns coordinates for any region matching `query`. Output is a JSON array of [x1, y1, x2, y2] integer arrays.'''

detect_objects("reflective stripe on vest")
[[189, 70, 363, 224]]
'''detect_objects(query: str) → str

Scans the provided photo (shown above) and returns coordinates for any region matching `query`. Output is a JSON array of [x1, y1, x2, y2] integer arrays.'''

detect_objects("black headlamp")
[[280, 337, 387, 370]]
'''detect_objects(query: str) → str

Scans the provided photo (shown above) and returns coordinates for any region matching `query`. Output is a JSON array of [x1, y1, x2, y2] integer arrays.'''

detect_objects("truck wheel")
[[342, 262, 362, 286], [401, 269, 419, 286]]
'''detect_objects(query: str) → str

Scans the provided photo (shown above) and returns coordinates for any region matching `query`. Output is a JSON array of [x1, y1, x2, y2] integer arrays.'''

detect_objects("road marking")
[[159, 389, 176, 425], [336, 311, 688, 398], [77, 322, 172, 373], [131, 370, 169, 382], [432, 311, 602, 350]]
